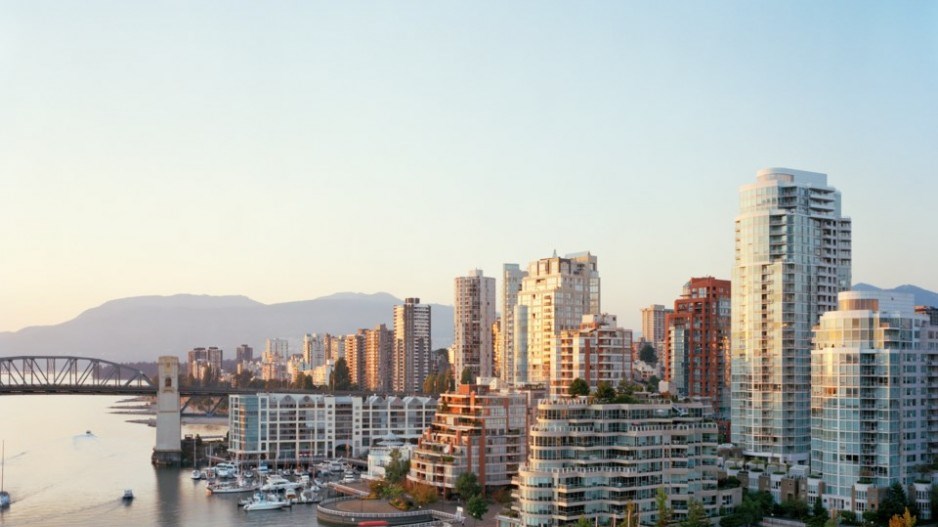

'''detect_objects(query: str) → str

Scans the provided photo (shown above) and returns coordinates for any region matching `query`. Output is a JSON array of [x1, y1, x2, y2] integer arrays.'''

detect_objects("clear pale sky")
[[1, 2, 936, 334]]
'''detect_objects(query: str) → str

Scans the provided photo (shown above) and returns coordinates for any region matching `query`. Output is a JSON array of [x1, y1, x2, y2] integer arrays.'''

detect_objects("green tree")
[[655, 487, 672, 527], [878, 482, 914, 524], [467, 494, 488, 520], [461, 367, 474, 385], [331, 357, 352, 390], [455, 471, 482, 501], [575, 517, 594, 527], [639, 343, 658, 365], [569, 378, 590, 397], [682, 499, 710, 527], [384, 448, 410, 484], [648, 375, 661, 391], [594, 381, 616, 403]]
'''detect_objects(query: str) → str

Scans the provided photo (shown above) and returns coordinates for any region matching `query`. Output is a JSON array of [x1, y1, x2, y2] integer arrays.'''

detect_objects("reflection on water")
[[0, 395, 321, 527]]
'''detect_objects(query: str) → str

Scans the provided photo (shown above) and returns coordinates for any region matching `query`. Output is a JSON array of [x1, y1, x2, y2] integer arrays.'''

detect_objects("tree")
[[931, 485, 938, 525], [331, 358, 352, 390], [655, 487, 673, 527], [648, 375, 661, 392], [594, 381, 616, 403], [682, 499, 710, 527], [575, 517, 594, 527], [461, 367, 474, 385], [384, 448, 410, 484], [878, 482, 914, 524], [455, 471, 482, 501], [889, 508, 917, 527], [409, 481, 438, 506], [639, 343, 658, 365], [467, 494, 488, 520], [624, 501, 639, 527], [569, 378, 590, 397]]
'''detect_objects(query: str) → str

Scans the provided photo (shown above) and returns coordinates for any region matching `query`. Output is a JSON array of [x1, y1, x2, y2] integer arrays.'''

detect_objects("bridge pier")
[[152, 356, 182, 467]]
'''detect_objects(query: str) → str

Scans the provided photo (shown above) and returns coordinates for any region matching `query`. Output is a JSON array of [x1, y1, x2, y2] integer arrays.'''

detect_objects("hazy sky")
[[2, 2, 936, 334]]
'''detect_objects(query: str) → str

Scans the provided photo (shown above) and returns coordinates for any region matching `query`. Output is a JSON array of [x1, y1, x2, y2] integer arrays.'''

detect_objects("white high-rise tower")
[[514, 252, 600, 386], [730, 168, 851, 464]]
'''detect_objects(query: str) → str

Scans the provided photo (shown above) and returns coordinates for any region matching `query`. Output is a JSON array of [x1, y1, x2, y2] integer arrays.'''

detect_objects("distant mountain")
[[852, 283, 938, 307], [0, 293, 454, 363]]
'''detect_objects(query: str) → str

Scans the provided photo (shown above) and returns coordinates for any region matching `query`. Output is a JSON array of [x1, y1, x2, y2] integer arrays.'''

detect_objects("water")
[[0, 395, 323, 527]]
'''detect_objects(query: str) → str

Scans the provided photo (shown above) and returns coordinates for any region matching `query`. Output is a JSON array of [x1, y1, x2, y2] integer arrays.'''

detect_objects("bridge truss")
[[0, 356, 155, 394]]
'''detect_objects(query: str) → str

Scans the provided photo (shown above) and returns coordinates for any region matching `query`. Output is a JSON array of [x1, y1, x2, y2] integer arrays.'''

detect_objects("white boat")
[[214, 462, 238, 478], [206, 478, 258, 495], [260, 474, 301, 492], [242, 492, 290, 511], [1, 440, 10, 509], [191, 470, 203, 480]]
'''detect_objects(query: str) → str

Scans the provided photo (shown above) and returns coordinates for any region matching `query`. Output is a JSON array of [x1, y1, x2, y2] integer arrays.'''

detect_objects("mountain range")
[[0, 293, 455, 363], [1, 284, 936, 365]]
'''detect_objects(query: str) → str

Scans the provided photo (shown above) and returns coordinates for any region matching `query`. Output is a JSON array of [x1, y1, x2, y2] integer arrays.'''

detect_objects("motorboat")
[[214, 462, 238, 478], [206, 478, 258, 495], [191, 470, 204, 480], [242, 492, 290, 511], [1, 440, 10, 509], [260, 474, 301, 492], [122, 489, 134, 501]]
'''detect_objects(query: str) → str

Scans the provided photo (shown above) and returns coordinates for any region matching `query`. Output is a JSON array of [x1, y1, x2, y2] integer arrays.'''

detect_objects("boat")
[[214, 462, 238, 478], [1, 440, 10, 509], [242, 491, 290, 511], [206, 479, 258, 495], [122, 489, 134, 501], [260, 474, 301, 492], [191, 470, 203, 480]]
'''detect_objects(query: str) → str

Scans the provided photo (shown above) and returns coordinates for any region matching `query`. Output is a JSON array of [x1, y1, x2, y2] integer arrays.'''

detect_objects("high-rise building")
[[731, 168, 852, 464], [501, 263, 527, 386], [261, 338, 290, 381], [554, 313, 632, 396], [236, 344, 253, 363], [811, 291, 935, 516], [641, 304, 673, 358], [453, 269, 497, 383], [303, 334, 326, 369], [515, 252, 600, 386], [393, 298, 432, 393], [344, 330, 367, 388], [364, 324, 393, 392], [187, 346, 223, 382], [665, 277, 732, 437]]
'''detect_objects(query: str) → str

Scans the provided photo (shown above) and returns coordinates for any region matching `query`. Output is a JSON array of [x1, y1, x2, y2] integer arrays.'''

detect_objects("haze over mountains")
[[0, 293, 455, 363], [1, 284, 936, 364]]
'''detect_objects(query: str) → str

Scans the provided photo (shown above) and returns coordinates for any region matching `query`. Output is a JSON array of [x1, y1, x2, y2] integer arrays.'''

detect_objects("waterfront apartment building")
[[515, 252, 600, 386], [731, 168, 852, 464], [454, 269, 497, 383], [664, 277, 732, 436], [811, 291, 936, 517], [229, 393, 437, 464], [408, 383, 528, 491], [508, 395, 739, 527], [393, 298, 432, 393], [364, 324, 394, 392], [554, 314, 631, 396], [187, 346, 223, 381], [501, 263, 527, 386]]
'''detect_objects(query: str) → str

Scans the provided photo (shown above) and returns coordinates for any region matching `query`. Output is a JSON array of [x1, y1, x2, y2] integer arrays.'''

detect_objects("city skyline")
[[3, 3, 936, 335]]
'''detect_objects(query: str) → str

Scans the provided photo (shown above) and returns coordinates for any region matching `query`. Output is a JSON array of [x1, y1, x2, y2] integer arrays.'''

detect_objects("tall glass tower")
[[730, 168, 851, 463]]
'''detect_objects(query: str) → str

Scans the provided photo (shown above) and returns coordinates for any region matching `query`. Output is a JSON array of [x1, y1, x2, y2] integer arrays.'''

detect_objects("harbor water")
[[0, 394, 323, 527]]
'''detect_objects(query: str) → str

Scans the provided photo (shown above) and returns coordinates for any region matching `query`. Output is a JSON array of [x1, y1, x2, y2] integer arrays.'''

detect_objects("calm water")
[[0, 395, 323, 527]]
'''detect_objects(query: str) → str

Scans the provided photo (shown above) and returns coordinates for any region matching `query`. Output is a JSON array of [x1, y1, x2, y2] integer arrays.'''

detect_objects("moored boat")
[[242, 491, 290, 511]]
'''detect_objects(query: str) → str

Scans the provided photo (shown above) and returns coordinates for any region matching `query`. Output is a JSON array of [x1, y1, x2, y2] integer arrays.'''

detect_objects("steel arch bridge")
[[0, 356, 156, 395]]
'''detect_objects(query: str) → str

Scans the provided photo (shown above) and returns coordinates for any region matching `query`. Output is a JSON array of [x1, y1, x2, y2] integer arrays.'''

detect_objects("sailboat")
[[1, 440, 11, 508]]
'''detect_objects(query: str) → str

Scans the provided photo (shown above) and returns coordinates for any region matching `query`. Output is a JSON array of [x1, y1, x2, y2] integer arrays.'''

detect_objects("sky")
[[1, 1, 936, 334]]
